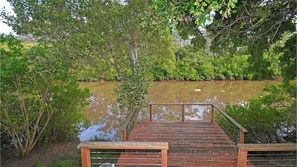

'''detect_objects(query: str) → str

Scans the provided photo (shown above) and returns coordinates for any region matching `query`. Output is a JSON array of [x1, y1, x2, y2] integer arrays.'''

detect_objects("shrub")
[[0, 35, 89, 156], [225, 82, 296, 143]]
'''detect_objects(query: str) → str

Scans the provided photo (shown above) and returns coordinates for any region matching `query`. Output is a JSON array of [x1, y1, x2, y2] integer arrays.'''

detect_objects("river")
[[78, 80, 279, 141]]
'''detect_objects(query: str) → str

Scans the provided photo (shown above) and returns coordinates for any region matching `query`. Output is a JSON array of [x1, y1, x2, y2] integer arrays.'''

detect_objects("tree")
[[150, 0, 296, 80], [1, 0, 175, 80], [0, 35, 89, 156]]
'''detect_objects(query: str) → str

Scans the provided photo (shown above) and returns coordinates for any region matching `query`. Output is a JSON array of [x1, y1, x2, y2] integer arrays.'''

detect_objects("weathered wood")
[[237, 149, 247, 167], [211, 105, 214, 122], [122, 129, 126, 141], [237, 143, 297, 167], [129, 121, 238, 166], [80, 148, 91, 167], [77, 141, 169, 150], [240, 130, 245, 144], [237, 143, 297, 152]]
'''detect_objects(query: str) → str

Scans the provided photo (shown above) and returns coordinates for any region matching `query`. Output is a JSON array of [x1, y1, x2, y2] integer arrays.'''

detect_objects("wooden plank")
[[128, 121, 238, 166], [77, 141, 169, 150], [237, 143, 297, 151]]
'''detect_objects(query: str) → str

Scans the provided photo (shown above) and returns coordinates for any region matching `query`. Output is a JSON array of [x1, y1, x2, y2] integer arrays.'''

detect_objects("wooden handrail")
[[78, 141, 169, 150], [213, 105, 248, 133], [148, 103, 248, 143], [149, 103, 213, 122], [150, 103, 213, 106], [121, 110, 138, 141], [237, 143, 297, 167], [77, 142, 169, 167], [149, 103, 248, 133], [237, 143, 297, 152]]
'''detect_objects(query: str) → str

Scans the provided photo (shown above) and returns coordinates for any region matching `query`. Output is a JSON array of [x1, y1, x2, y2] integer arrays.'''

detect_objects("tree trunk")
[[129, 41, 138, 65], [129, 41, 138, 74]]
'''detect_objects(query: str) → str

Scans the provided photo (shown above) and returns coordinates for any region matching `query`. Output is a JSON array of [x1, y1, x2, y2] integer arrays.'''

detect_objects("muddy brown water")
[[78, 80, 279, 141]]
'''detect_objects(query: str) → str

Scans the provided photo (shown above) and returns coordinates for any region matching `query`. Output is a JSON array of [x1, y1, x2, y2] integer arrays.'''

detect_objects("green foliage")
[[213, 54, 251, 80], [2, 0, 175, 82], [0, 35, 89, 156], [225, 82, 297, 143], [115, 63, 152, 114], [36, 159, 80, 167], [171, 47, 252, 81], [149, 0, 236, 29], [148, 0, 295, 81], [277, 33, 296, 81]]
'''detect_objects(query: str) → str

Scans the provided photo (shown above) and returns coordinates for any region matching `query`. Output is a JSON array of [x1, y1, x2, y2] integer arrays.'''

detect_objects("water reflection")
[[79, 80, 279, 141]]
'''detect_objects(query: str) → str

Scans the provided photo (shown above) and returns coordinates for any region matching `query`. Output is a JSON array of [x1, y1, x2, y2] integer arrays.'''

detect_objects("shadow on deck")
[[128, 121, 238, 167]]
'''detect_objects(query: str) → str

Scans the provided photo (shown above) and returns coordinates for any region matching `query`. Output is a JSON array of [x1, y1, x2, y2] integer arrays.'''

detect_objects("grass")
[[36, 158, 81, 167]]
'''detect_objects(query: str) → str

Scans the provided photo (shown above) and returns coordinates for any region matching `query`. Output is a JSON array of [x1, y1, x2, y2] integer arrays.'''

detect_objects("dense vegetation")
[[76, 46, 255, 81], [0, 35, 89, 156], [226, 82, 296, 143]]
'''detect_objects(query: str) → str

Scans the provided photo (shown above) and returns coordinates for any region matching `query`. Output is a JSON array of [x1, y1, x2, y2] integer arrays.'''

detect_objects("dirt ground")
[[1, 141, 80, 167]]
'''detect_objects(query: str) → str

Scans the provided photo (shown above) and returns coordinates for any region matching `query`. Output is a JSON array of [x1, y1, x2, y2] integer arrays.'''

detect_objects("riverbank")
[[1, 141, 80, 167]]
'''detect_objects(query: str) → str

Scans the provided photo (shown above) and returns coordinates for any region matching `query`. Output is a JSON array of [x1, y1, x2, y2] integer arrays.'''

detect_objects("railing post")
[[181, 104, 185, 122], [149, 104, 152, 122], [81, 148, 91, 167], [237, 148, 247, 167], [161, 148, 168, 167], [240, 130, 245, 144], [211, 104, 214, 122], [122, 129, 126, 141]]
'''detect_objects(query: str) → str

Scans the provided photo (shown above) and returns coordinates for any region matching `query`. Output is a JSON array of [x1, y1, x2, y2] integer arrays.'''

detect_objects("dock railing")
[[148, 103, 248, 144], [121, 109, 139, 141], [77, 141, 169, 167], [237, 143, 297, 167]]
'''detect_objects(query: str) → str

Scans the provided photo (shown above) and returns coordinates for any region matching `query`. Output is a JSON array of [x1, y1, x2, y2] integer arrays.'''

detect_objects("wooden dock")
[[128, 121, 238, 167], [77, 103, 297, 167]]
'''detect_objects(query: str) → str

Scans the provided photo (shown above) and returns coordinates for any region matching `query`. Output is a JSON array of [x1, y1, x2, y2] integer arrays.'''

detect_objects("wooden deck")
[[128, 121, 238, 167]]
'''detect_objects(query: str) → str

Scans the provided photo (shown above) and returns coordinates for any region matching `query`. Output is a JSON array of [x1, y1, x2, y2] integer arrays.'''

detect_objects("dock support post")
[[161, 149, 168, 167], [122, 130, 127, 141], [240, 130, 245, 144], [81, 148, 91, 167], [211, 105, 214, 122], [149, 104, 152, 122], [181, 104, 185, 122], [237, 149, 247, 167]]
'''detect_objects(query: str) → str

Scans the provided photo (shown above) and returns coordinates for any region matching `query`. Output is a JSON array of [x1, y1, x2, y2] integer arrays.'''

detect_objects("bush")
[[225, 82, 296, 143], [0, 35, 89, 156]]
